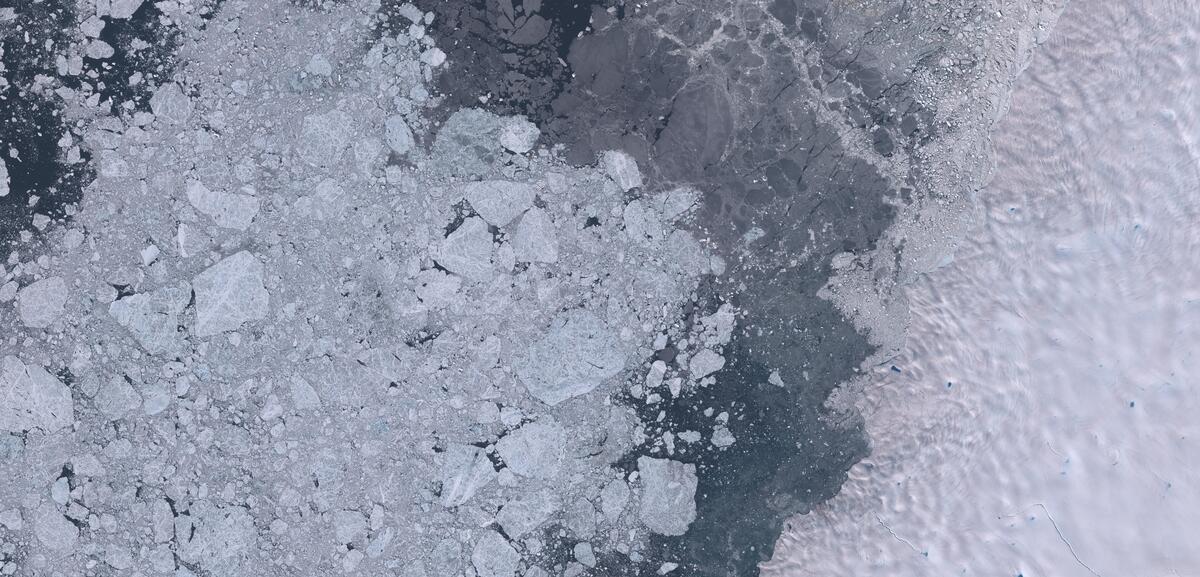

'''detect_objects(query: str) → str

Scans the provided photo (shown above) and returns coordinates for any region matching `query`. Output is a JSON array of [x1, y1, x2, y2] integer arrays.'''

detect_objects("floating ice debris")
[[513, 207, 558, 263], [463, 180, 536, 226], [601, 478, 630, 522], [499, 117, 540, 154], [385, 115, 415, 156], [288, 375, 322, 410], [688, 349, 725, 379], [85, 39, 115, 60], [0, 356, 74, 433], [95, 375, 142, 421], [623, 199, 665, 244], [333, 509, 368, 546], [440, 444, 496, 507], [149, 83, 193, 125], [644, 360, 667, 390], [176, 501, 256, 572], [0, 158, 8, 197], [436, 217, 494, 281], [107, 0, 145, 19], [471, 530, 520, 577], [496, 418, 567, 478], [108, 282, 191, 354], [186, 180, 259, 230], [297, 109, 354, 167], [574, 542, 597, 568], [191, 251, 269, 337], [33, 502, 77, 554], [17, 276, 67, 328], [496, 490, 560, 538], [305, 53, 333, 76], [516, 310, 626, 405], [602, 150, 643, 192], [711, 425, 736, 448], [637, 457, 698, 536], [420, 47, 447, 68]]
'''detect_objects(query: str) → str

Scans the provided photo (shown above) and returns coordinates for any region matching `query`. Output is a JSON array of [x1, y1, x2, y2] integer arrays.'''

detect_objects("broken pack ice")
[[496, 490, 560, 538], [637, 457, 698, 536], [515, 310, 626, 405], [436, 216, 495, 281], [471, 529, 520, 577], [463, 180, 535, 226], [185, 180, 259, 230], [108, 282, 191, 354], [17, 276, 68, 329], [191, 251, 269, 337], [440, 444, 496, 507], [0, 356, 74, 433], [496, 418, 567, 478]]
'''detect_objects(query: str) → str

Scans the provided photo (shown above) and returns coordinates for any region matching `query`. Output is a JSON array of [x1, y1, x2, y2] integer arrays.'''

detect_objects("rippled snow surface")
[[769, 0, 1200, 575]]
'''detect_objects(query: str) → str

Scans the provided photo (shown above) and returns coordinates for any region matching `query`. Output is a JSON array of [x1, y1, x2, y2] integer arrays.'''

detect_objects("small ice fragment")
[[108, 282, 191, 354], [436, 217, 494, 281], [420, 47, 446, 68], [658, 562, 680, 575], [513, 207, 558, 264], [463, 180, 536, 226], [602, 150, 643, 191], [711, 425, 736, 448], [688, 349, 725, 379], [471, 530, 520, 577], [95, 375, 142, 420], [496, 490, 559, 538], [385, 115, 415, 156], [17, 276, 67, 328], [768, 370, 785, 387], [185, 180, 259, 230], [305, 53, 333, 76], [0, 158, 9, 197], [108, 0, 145, 19], [515, 310, 626, 405], [34, 503, 77, 553], [496, 418, 567, 478], [191, 251, 269, 337], [644, 360, 666, 390], [440, 444, 496, 507], [573, 543, 597, 568], [499, 117, 540, 154], [149, 83, 193, 125], [140, 244, 160, 266], [637, 457, 698, 536]]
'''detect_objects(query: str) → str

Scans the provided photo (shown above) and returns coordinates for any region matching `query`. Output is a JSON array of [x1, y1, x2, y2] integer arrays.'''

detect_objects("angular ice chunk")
[[463, 180, 535, 226], [0, 356, 74, 433], [602, 150, 643, 192], [471, 530, 519, 577], [192, 251, 269, 337], [496, 418, 566, 478], [385, 115, 415, 156], [515, 310, 626, 405], [17, 276, 67, 328], [436, 217, 494, 281], [185, 180, 259, 230], [108, 282, 191, 354], [513, 207, 558, 264], [637, 457, 698, 536], [496, 490, 560, 538], [440, 444, 496, 507]]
